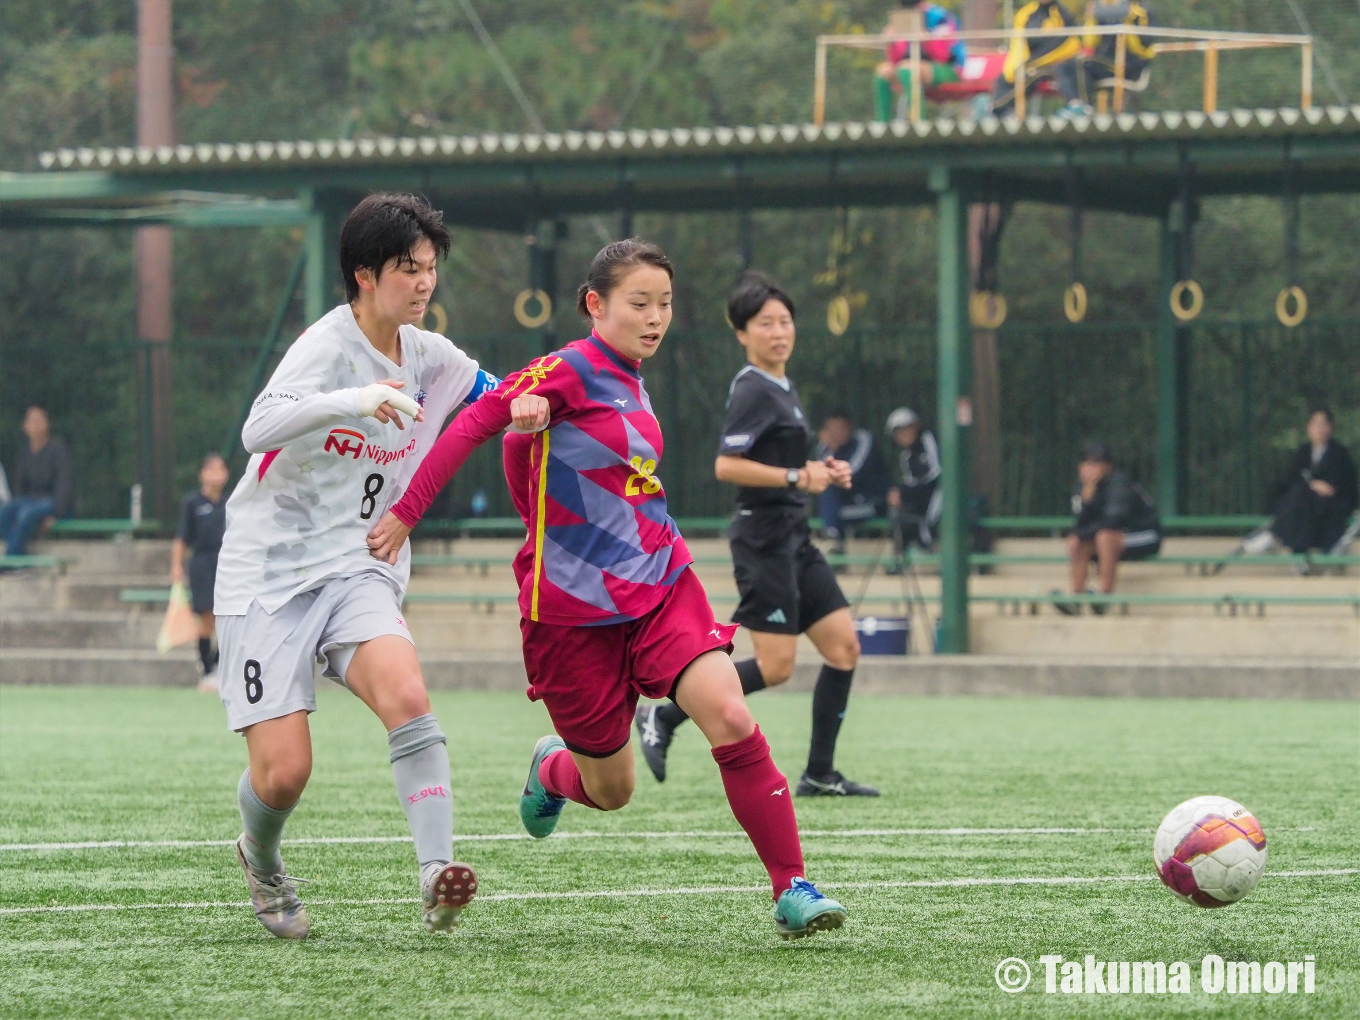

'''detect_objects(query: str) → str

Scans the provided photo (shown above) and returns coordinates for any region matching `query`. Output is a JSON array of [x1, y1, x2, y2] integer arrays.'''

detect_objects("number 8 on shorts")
[[243, 659, 263, 704]]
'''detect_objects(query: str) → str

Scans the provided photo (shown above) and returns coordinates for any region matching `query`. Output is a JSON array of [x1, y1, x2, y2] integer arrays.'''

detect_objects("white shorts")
[[217, 571, 413, 731]]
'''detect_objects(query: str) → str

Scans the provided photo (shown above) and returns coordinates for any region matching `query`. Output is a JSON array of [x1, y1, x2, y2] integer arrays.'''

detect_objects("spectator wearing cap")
[[885, 407, 942, 553], [815, 411, 889, 555], [1059, 441, 1161, 614], [1, 406, 73, 557]]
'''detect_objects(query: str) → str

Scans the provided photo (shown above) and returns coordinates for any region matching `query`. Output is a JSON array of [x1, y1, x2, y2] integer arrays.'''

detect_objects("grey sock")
[[388, 713, 453, 868], [237, 768, 294, 874]]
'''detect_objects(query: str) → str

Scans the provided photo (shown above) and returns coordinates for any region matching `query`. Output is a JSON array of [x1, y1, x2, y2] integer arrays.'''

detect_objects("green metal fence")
[[3, 318, 1355, 521]]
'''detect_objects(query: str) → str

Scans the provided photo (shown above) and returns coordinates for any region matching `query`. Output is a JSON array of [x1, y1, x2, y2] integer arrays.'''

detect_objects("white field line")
[[0, 869, 1354, 917], [0, 825, 1319, 854]]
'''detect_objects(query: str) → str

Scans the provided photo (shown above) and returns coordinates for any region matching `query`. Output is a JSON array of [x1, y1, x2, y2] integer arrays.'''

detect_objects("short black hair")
[[726, 271, 795, 333], [339, 193, 451, 304], [1308, 406, 1335, 425], [200, 451, 226, 470], [823, 410, 853, 425]]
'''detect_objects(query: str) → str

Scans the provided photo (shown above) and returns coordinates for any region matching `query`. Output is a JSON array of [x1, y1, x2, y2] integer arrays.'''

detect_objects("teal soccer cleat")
[[773, 877, 847, 941], [519, 735, 569, 839]]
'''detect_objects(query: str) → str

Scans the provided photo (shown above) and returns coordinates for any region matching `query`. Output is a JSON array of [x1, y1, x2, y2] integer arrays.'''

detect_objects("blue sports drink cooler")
[[853, 615, 910, 655]]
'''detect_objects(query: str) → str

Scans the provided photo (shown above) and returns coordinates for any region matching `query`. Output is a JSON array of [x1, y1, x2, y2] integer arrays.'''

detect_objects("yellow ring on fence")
[[422, 301, 448, 334], [970, 291, 1007, 329], [1170, 280, 1203, 323], [514, 289, 553, 329], [827, 295, 851, 336], [1063, 282, 1088, 323], [1275, 285, 1307, 328]]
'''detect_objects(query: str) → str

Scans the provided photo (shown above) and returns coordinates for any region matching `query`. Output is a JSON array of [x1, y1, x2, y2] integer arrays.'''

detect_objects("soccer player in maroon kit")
[[367, 239, 847, 939]]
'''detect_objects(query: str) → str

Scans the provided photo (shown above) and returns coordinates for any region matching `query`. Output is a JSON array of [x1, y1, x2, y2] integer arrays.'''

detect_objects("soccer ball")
[[1153, 795, 1268, 907]]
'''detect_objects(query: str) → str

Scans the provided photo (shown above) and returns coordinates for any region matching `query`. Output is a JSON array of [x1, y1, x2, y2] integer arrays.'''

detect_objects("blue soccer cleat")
[[773, 877, 847, 940], [519, 735, 569, 839]]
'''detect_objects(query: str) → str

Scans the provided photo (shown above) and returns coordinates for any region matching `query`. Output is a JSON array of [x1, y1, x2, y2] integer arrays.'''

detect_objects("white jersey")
[[215, 304, 480, 615]]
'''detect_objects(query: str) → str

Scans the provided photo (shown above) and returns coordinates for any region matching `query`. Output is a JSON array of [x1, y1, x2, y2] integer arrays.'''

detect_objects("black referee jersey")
[[717, 364, 849, 634], [718, 364, 811, 511]]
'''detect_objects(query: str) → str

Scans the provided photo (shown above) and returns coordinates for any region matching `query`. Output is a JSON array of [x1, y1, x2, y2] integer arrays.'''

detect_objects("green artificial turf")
[[1, 686, 1356, 1019]]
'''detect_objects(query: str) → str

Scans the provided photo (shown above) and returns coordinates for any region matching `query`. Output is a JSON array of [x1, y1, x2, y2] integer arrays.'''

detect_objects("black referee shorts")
[[187, 552, 218, 615], [730, 509, 849, 635]]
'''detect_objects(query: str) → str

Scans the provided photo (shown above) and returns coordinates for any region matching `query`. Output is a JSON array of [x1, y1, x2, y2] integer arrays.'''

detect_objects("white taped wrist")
[[358, 384, 420, 420]]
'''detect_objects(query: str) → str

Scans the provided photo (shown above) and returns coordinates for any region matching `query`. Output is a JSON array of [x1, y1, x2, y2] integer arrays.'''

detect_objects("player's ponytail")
[[576, 238, 674, 319]]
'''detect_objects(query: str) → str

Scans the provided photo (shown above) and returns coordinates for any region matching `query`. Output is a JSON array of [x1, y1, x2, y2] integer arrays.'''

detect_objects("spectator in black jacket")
[[1060, 441, 1160, 614], [885, 407, 942, 551], [1, 406, 73, 556], [1242, 408, 1358, 558], [815, 411, 889, 554]]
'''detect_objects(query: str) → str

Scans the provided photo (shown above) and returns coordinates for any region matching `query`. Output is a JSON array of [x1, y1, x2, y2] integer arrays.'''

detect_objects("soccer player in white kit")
[[214, 193, 548, 938]]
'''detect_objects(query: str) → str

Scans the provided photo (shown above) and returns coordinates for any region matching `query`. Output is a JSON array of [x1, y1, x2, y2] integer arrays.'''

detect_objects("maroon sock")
[[538, 749, 600, 809], [711, 726, 805, 898]]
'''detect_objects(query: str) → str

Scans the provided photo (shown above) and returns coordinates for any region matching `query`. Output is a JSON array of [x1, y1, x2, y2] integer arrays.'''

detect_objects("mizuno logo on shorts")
[[765, 609, 788, 624]]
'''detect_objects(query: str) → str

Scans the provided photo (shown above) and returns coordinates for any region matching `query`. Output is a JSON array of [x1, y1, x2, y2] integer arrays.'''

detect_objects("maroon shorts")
[[520, 567, 737, 757]]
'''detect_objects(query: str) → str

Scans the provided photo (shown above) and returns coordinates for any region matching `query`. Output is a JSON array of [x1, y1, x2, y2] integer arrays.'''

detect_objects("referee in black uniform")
[[635, 272, 878, 796], [172, 452, 229, 691]]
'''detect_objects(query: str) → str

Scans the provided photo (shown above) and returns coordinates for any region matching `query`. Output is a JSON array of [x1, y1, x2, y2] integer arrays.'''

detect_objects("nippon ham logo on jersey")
[[324, 427, 419, 467], [324, 428, 366, 459]]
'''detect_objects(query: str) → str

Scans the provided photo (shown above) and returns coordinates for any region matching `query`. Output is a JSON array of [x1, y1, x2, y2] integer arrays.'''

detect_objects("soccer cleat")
[[795, 770, 880, 797], [634, 704, 675, 783], [519, 735, 568, 839], [421, 861, 478, 933], [774, 877, 847, 940], [235, 837, 309, 939]]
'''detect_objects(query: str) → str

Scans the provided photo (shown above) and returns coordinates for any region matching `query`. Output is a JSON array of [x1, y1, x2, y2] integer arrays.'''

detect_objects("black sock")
[[198, 637, 214, 674], [734, 658, 767, 696], [659, 658, 768, 730], [807, 665, 854, 776]]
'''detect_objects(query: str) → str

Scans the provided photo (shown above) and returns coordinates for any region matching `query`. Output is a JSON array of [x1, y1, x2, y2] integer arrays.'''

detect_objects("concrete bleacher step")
[[0, 611, 161, 650], [27, 538, 172, 575], [1, 647, 1354, 698]]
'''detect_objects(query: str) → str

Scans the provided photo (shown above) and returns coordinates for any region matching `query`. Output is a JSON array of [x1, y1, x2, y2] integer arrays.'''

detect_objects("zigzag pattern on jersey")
[[528, 337, 690, 624]]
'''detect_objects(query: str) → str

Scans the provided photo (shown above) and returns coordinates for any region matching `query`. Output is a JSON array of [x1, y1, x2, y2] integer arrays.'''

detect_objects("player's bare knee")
[[387, 679, 432, 727], [715, 697, 756, 743], [591, 778, 634, 811], [826, 637, 859, 671], [256, 758, 310, 807], [760, 655, 796, 686]]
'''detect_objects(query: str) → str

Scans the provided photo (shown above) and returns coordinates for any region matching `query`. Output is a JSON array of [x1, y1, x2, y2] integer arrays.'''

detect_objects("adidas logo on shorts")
[[765, 609, 788, 624]]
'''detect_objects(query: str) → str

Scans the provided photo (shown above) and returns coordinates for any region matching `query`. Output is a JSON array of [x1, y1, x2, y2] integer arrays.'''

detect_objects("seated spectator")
[[1081, 0, 1156, 106], [816, 411, 889, 554], [874, 0, 967, 123], [992, 0, 1088, 117], [1241, 408, 1357, 559], [0, 406, 72, 557], [172, 453, 229, 692], [885, 407, 942, 554], [1058, 441, 1161, 614]]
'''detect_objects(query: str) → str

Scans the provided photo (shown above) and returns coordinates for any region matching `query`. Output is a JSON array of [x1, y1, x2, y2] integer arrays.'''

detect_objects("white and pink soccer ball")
[[1153, 795, 1268, 907]]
